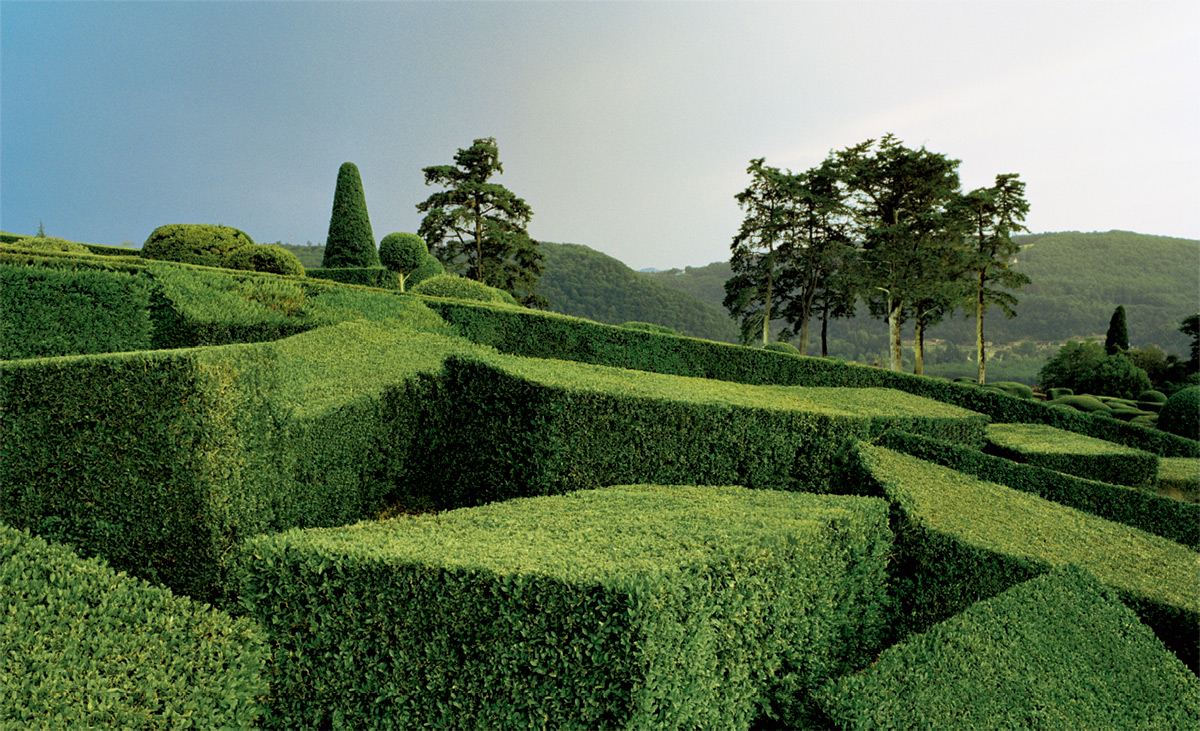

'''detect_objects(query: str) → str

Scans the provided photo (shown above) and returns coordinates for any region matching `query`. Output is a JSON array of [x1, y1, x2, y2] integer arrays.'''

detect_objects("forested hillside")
[[537, 242, 740, 341]]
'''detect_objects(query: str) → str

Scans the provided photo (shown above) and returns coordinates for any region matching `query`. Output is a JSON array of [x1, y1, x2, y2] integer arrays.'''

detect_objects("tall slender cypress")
[[322, 162, 379, 268], [1106, 305, 1129, 355]]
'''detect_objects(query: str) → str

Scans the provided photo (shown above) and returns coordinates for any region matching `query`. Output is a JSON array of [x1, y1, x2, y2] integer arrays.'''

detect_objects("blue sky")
[[3, 0, 1197, 270]]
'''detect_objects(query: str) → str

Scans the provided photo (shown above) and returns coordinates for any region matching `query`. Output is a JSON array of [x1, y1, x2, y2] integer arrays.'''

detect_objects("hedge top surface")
[[250, 485, 887, 585], [819, 565, 1200, 730], [986, 422, 1154, 457], [857, 443, 1198, 613], [476, 352, 983, 422]]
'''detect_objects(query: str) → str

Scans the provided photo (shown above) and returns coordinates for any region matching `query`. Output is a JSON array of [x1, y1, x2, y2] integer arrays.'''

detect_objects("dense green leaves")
[[322, 162, 379, 268], [1, 524, 269, 728], [984, 422, 1159, 488], [224, 243, 305, 276], [140, 223, 255, 268]]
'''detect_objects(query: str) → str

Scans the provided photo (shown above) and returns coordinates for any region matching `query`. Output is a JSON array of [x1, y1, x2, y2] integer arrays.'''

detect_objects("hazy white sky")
[[3, 0, 1197, 269]]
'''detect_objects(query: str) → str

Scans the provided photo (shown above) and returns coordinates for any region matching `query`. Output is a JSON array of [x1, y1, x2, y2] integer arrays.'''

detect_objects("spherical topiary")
[[409, 274, 512, 305], [1158, 386, 1200, 440], [15, 236, 90, 255], [224, 244, 305, 276], [764, 341, 800, 355], [141, 224, 255, 268], [1049, 395, 1113, 414], [621, 322, 681, 336], [379, 233, 428, 274], [1137, 389, 1168, 404], [323, 162, 378, 268], [405, 255, 445, 288]]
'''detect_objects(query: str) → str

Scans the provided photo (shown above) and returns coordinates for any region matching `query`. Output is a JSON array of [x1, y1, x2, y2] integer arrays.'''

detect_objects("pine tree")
[[1106, 305, 1129, 355], [322, 162, 379, 268]]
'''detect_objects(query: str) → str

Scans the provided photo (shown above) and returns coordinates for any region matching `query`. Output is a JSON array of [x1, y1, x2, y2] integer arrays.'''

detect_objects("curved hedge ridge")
[[0, 523, 268, 728], [237, 485, 893, 729], [140, 224, 255, 268], [818, 565, 1200, 730]]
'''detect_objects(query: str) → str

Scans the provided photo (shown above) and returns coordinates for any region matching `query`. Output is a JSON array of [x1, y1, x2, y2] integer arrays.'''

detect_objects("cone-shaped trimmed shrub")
[[322, 162, 379, 268]]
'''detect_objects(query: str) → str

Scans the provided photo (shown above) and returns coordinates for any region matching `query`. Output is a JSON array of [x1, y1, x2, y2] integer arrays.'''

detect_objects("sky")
[[2, 0, 1198, 271]]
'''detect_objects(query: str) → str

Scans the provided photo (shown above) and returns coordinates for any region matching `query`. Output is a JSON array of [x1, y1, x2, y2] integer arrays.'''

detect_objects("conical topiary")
[[322, 162, 379, 268]]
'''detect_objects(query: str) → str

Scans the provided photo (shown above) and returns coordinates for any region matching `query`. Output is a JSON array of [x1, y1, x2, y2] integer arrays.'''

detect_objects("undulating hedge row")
[[1159, 457, 1200, 494], [843, 442, 1199, 671], [401, 352, 985, 509], [306, 265, 399, 289], [0, 264, 154, 359], [0, 523, 268, 729], [0, 320, 485, 601], [984, 422, 1160, 488], [424, 299, 1200, 458], [817, 565, 1200, 730], [236, 486, 893, 729], [875, 430, 1200, 548]]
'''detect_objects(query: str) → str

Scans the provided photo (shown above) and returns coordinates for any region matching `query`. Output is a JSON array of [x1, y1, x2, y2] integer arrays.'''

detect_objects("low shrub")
[[0, 523, 268, 728], [306, 265, 399, 289], [140, 224, 255, 268], [843, 442, 1199, 670], [1158, 457, 1200, 495], [224, 243, 305, 276], [876, 430, 1199, 548], [407, 352, 986, 509], [1159, 386, 1200, 440], [982, 381, 1034, 399], [984, 423, 1159, 488], [764, 341, 801, 355], [0, 264, 153, 359], [424, 299, 1200, 458], [237, 486, 893, 729], [1049, 394, 1112, 413], [817, 565, 1200, 730], [621, 321, 680, 336], [1047, 387, 1074, 399], [1139, 389, 1168, 404], [411, 273, 516, 305], [9, 236, 91, 255]]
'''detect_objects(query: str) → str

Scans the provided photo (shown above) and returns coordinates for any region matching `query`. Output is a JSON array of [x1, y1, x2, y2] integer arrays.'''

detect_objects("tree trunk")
[[821, 301, 830, 357], [762, 266, 772, 347], [976, 269, 987, 384], [914, 318, 925, 376], [888, 295, 903, 371]]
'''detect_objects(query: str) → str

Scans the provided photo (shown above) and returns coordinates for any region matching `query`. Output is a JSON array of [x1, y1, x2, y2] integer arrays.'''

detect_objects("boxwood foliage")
[[424, 299, 1200, 458], [817, 565, 1200, 731], [875, 430, 1200, 549], [0, 263, 153, 359], [984, 422, 1160, 488], [0, 321, 486, 601], [411, 273, 519, 305], [404, 352, 986, 509], [843, 442, 1200, 671], [140, 223, 255, 268], [236, 486, 893, 730], [306, 265, 399, 289], [1159, 457, 1200, 495], [0, 523, 268, 729]]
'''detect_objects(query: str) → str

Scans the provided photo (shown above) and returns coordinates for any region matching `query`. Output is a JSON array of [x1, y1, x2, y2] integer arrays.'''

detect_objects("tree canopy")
[[416, 137, 546, 308]]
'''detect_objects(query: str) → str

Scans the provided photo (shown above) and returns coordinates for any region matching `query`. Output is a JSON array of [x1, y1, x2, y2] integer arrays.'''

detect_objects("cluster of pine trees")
[[724, 134, 1030, 385]]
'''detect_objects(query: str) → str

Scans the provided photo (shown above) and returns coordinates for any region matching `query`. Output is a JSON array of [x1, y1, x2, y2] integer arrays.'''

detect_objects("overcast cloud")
[[3, 0, 1197, 270]]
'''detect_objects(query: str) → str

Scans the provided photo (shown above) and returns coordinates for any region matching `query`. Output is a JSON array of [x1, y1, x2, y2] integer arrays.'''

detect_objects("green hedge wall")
[[425, 299, 1200, 458], [875, 430, 1200, 549], [0, 264, 154, 359], [0, 321, 487, 601], [844, 442, 1200, 671], [237, 486, 893, 729], [307, 265, 398, 289], [0, 523, 268, 728], [984, 423, 1160, 488], [817, 565, 1200, 730], [404, 352, 986, 509]]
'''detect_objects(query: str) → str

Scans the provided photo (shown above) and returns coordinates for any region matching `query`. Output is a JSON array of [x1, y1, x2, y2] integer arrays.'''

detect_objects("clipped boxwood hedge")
[[984, 422, 1160, 488], [237, 486, 893, 729], [0, 320, 486, 601], [306, 265, 398, 289], [140, 223, 255, 268], [1, 263, 154, 359], [843, 442, 1199, 671], [0, 523, 268, 728], [817, 565, 1200, 730], [876, 430, 1199, 549], [404, 352, 986, 509], [424, 299, 1200, 458]]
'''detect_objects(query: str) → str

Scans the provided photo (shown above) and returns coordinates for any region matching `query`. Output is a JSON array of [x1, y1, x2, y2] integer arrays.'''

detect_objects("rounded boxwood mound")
[[224, 244, 305, 276], [764, 341, 801, 355], [622, 322, 681, 336], [410, 274, 515, 305], [1158, 387, 1200, 440], [1049, 395, 1113, 414], [141, 224, 255, 268], [12, 236, 91, 255]]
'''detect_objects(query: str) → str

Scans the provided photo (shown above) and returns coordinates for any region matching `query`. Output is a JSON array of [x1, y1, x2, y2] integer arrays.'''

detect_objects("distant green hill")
[[646, 231, 1199, 355], [538, 242, 740, 342]]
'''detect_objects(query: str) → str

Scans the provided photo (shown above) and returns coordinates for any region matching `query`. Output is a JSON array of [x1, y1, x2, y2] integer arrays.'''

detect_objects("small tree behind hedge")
[[379, 232, 434, 292], [323, 162, 379, 268], [1106, 305, 1129, 355]]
